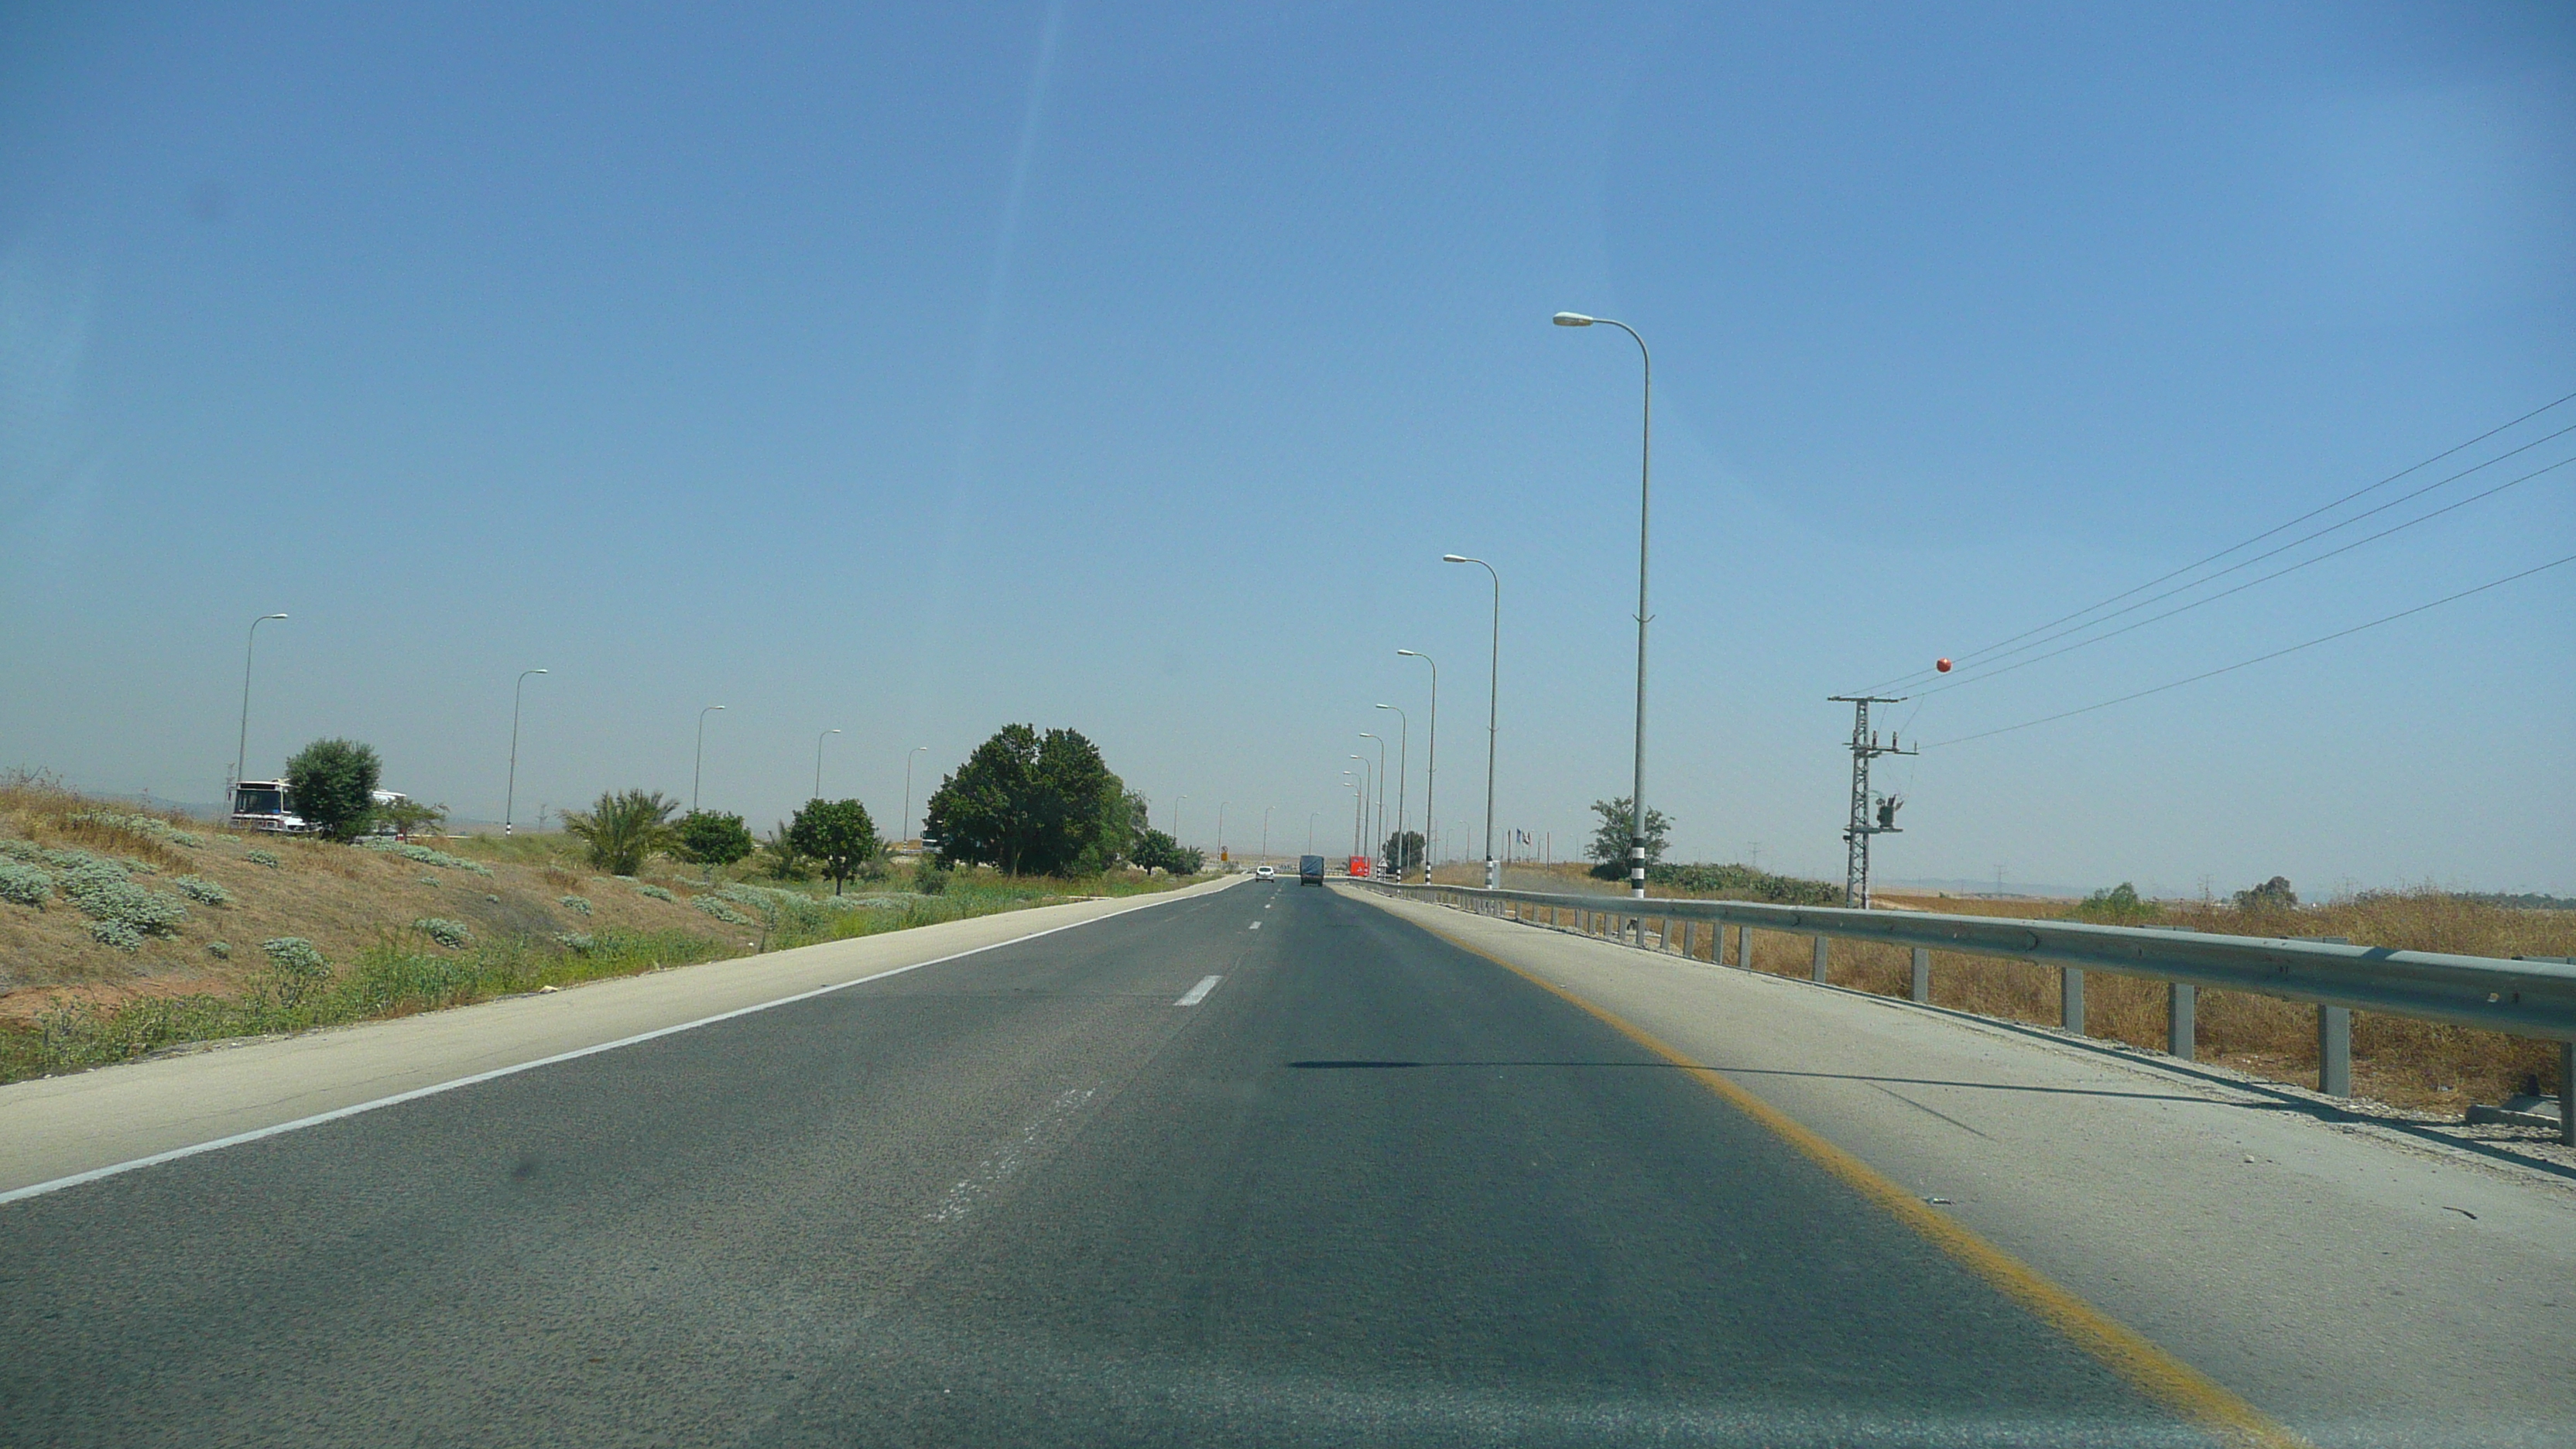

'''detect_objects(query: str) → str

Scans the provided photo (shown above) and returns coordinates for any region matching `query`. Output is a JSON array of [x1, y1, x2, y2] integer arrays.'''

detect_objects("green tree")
[[672, 810, 755, 877], [562, 789, 678, 875], [284, 738, 382, 842], [787, 798, 880, 895], [2079, 882, 2160, 921], [923, 724, 1128, 876], [1382, 830, 1425, 875], [1585, 796, 1672, 879], [2233, 875, 2298, 911], [1130, 828, 1190, 875], [374, 796, 448, 839]]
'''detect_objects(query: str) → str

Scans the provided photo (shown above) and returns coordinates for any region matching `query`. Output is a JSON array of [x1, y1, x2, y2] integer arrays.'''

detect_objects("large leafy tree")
[[283, 738, 382, 843], [923, 724, 1128, 877], [1586, 796, 1673, 879], [1382, 830, 1425, 875], [787, 798, 880, 895], [563, 789, 678, 875]]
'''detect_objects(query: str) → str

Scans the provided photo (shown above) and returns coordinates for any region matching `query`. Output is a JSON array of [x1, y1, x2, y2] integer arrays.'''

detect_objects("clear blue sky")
[[5, 2, 2570, 895]]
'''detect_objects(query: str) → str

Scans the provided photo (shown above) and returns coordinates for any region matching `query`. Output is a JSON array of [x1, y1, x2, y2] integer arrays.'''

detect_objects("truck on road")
[[1298, 855, 1325, 886]]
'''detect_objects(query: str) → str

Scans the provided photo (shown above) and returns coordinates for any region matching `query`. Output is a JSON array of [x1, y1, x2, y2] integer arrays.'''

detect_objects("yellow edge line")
[[1411, 916, 2311, 1449]]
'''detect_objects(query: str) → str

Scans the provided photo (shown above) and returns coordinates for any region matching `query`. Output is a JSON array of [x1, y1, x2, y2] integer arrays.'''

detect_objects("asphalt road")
[[2, 881, 2306, 1446]]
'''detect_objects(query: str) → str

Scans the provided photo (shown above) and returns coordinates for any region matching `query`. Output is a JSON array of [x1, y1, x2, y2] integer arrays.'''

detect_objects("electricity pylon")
[[1829, 695, 1917, 909]]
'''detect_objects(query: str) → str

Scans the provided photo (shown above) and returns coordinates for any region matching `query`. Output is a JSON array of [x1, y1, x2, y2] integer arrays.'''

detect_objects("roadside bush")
[[559, 894, 592, 916], [758, 822, 814, 881], [0, 861, 52, 908], [554, 931, 595, 954], [60, 867, 190, 949], [246, 848, 283, 867], [673, 811, 755, 874], [360, 838, 494, 876], [693, 896, 755, 927], [413, 917, 472, 949], [171, 875, 232, 906], [208, 940, 231, 959], [916, 860, 950, 895], [564, 789, 679, 875], [2077, 882, 2159, 922], [635, 884, 676, 903], [283, 738, 383, 842], [260, 938, 331, 1002]]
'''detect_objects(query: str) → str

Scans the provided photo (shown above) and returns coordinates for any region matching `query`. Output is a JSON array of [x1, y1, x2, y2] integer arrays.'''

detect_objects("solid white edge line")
[[0, 887, 1211, 1208], [1174, 974, 1222, 1006]]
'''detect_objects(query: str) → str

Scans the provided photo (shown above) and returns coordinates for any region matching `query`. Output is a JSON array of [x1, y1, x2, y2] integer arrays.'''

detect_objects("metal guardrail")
[[1356, 880, 2576, 1142]]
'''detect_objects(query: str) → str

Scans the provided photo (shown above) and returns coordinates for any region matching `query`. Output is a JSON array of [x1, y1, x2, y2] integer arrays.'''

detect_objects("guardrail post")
[[2168, 983, 2196, 1060], [1683, 920, 1696, 959], [2561, 1042, 2574, 1147], [1910, 947, 1930, 1003], [1733, 925, 1749, 968], [1811, 935, 1830, 984], [2317, 1005, 2351, 1097], [2062, 968, 2084, 1034]]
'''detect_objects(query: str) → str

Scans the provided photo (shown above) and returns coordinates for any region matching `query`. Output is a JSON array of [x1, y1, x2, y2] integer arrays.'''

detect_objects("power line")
[[1861, 387, 2576, 694], [1923, 553, 2576, 748], [1913, 451, 2574, 696]]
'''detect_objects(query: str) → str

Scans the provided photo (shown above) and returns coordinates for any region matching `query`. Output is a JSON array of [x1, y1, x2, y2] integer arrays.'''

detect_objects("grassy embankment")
[[1432, 859, 2573, 1112], [0, 773, 1197, 1084]]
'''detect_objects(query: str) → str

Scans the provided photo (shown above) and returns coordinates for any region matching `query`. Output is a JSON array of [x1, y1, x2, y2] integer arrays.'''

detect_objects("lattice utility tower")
[[1829, 695, 1917, 909]]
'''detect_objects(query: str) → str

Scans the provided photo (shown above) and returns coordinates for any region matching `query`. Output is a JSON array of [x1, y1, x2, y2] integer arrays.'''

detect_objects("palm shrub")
[[284, 738, 383, 842], [562, 789, 678, 875]]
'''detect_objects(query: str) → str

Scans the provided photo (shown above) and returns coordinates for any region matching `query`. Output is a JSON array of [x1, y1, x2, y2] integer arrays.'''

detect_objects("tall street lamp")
[[1396, 650, 1437, 883], [1555, 310, 1655, 900], [1444, 554, 1501, 889], [504, 668, 548, 836], [1307, 811, 1317, 855], [1358, 733, 1386, 873], [1260, 805, 1273, 862], [1374, 704, 1408, 879], [1173, 794, 1187, 848], [693, 705, 727, 813], [903, 745, 929, 847], [1345, 756, 1370, 868], [233, 613, 289, 794], [1344, 776, 1364, 859], [813, 728, 841, 800], [1218, 801, 1228, 862]]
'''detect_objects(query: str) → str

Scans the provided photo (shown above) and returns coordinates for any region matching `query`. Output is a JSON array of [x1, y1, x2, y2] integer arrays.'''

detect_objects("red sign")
[[1348, 856, 1368, 878]]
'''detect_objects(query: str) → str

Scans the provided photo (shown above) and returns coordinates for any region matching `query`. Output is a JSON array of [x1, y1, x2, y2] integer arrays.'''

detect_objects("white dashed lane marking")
[[1174, 975, 1223, 1006]]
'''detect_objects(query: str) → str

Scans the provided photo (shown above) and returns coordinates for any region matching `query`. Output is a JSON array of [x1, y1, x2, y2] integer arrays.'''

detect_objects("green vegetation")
[[1587, 796, 1673, 878], [563, 789, 678, 875], [923, 724, 1131, 875], [360, 838, 494, 875], [635, 883, 676, 902], [757, 820, 813, 881], [558, 894, 592, 916], [374, 796, 449, 838], [170, 875, 232, 906], [0, 860, 51, 907], [673, 810, 755, 873], [283, 738, 382, 842], [786, 798, 881, 895], [2234, 875, 2299, 910], [2078, 882, 2160, 922], [1646, 861, 1841, 905], [413, 917, 472, 949], [246, 848, 282, 867], [1382, 830, 1425, 875], [1129, 829, 1201, 877]]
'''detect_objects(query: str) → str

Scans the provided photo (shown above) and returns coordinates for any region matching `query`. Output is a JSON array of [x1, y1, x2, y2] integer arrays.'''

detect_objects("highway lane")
[[8, 879, 2232, 1446]]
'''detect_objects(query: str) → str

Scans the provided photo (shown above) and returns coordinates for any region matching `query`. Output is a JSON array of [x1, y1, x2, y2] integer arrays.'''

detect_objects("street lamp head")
[[824, 728, 841, 735], [1553, 312, 1595, 327], [1441, 554, 1470, 564], [263, 613, 289, 621], [529, 668, 548, 675], [1396, 649, 1420, 657]]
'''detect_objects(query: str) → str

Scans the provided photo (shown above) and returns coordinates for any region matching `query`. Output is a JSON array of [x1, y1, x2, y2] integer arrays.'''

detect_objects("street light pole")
[[1261, 805, 1273, 862], [693, 705, 727, 813], [233, 613, 289, 795], [1444, 554, 1501, 889], [505, 668, 548, 835], [1345, 777, 1364, 860], [903, 745, 928, 847], [1375, 704, 1408, 879], [1555, 310, 1654, 900], [1397, 650, 1437, 882], [1173, 795, 1186, 849], [813, 728, 841, 800], [1307, 812, 1317, 855], [1345, 759, 1368, 861], [1358, 734, 1386, 874], [1218, 801, 1228, 862]]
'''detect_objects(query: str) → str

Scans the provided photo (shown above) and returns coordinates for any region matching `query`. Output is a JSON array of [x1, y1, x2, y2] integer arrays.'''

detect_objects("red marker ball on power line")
[[1936, 658, 1953, 673]]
